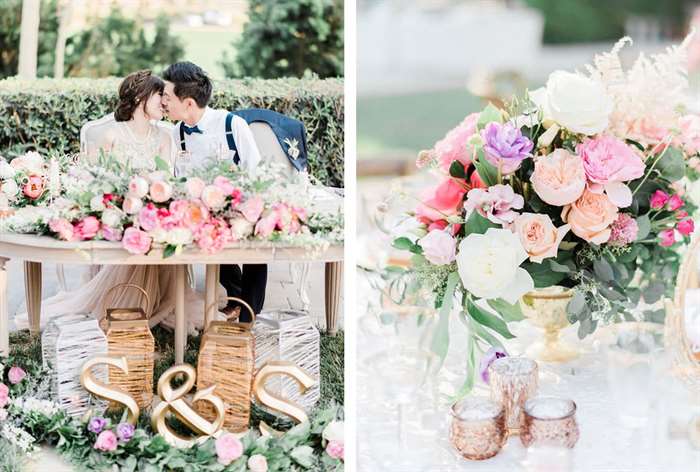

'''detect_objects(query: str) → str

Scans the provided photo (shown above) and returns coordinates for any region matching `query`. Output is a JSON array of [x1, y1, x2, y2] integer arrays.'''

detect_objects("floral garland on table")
[[0, 357, 344, 471], [0, 152, 343, 257], [388, 36, 700, 395]]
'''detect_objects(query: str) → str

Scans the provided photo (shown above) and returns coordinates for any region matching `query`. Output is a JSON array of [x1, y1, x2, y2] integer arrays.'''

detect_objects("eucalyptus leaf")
[[643, 281, 665, 304], [655, 147, 686, 182], [593, 258, 614, 282], [636, 214, 651, 241], [487, 298, 525, 322], [567, 291, 586, 315]]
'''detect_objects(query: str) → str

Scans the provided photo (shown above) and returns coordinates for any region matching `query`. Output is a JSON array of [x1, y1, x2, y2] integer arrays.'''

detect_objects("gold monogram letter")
[[80, 356, 140, 425]]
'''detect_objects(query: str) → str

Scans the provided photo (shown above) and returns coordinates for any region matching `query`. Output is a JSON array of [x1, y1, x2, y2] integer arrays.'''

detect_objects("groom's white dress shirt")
[[172, 107, 261, 172]]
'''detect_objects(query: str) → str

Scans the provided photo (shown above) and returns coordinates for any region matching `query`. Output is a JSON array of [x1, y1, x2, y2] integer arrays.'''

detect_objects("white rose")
[[128, 176, 149, 198], [0, 160, 16, 179], [247, 454, 268, 472], [122, 196, 143, 215], [1, 180, 19, 198], [417, 230, 456, 265], [530, 70, 613, 135], [89, 195, 105, 212], [230, 217, 254, 240], [322, 420, 344, 443], [150, 227, 168, 243], [166, 227, 193, 246], [456, 228, 534, 304], [101, 209, 123, 228]]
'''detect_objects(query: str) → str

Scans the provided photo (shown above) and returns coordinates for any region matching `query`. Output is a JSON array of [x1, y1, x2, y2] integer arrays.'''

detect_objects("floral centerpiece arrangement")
[[0, 152, 343, 257], [390, 36, 699, 392]]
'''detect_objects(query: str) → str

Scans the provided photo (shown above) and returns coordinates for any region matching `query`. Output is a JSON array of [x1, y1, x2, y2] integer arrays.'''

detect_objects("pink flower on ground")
[[577, 135, 645, 208], [0, 384, 9, 408], [247, 454, 268, 472], [650, 190, 670, 209], [660, 228, 676, 247], [22, 175, 44, 200], [608, 213, 639, 246], [74, 216, 100, 240], [418, 229, 457, 265], [101, 226, 123, 242], [49, 218, 74, 241], [667, 195, 684, 211], [678, 219, 695, 236], [185, 177, 206, 199], [215, 433, 243, 465], [679, 115, 700, 155], [122, 227, 152, 255], [8, 366, 26, 384], [94, 430, 118, 452], [138, 204, 159, 231], [434, 113, 479, 172], [149, 180, 173, 203], [415, 178, 467, 228], [530, 149, 586, 206], [326, 440, 344, 460], [201, 185, 226, 210], [463, 184, 524, 225], [239, 196, 264, 223], [213, 176, 235, 196]]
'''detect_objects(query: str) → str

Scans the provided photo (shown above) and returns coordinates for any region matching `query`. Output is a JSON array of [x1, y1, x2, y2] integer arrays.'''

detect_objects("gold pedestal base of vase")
[[520, 287, 579, 363]]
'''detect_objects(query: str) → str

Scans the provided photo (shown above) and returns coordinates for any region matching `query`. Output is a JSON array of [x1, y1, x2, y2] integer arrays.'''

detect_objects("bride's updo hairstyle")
[[115, 70, 165, 121]]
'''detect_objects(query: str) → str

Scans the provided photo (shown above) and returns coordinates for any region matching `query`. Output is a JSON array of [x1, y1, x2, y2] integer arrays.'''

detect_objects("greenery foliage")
[[0, 77, 344, 186], [220, 0, 344, 79]]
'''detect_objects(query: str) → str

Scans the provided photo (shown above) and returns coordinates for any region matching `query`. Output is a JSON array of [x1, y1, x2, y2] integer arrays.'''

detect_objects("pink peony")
[[650, 190, 670, 209], [240, 196, 264, 223], [678, 218, 695, 236], [127, 176, 149, 198], [22, 175, 44, 200], [255, 213, 278, 238], [8, 366, 25, 384], [561, 189, 618, 244], [215, 433, 243, 465], [149, 180, 173, 203], [530, 149, 586, 206], [101, 226, 123, 242], [49, 218, 74, 241], [415, 178, 467, 228], [608, 213, 639, 246], [577, 135, 645, 207], [185, 177, 206, 199], [122, 227, 152, 255], [434, 113, 479, 171], [247, 454, 268, 472], [418, 229, 457, 265], [138, 204, 159, 231], [0, 384, 9, 408], [660, 228, 676, 247], [326, 440, 344, 460], [184, 202, 208, 230], [94, 430, 118, 452], [213, 176, 235, 196], [679, 115, 700, 155], [463, 184, 524, 225], [201, 185, 226, 210], [122, 196, 143, 215], [511, 213, 569, 263], [168, 200, 189, 220], [74, 216, 100, 241], [667, 195, 684, 211], [196, 218, 231, 253]]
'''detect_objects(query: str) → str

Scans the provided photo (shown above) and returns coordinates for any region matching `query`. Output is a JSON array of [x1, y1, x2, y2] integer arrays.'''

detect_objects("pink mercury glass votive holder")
[[520, 396, 580, 449], [449, 396, 507, 460], [488, 357, 539, 432]]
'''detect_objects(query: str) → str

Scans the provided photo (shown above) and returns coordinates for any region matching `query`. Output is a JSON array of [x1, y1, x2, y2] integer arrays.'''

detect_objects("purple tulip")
[[116, 422, 135, 442], [88, 416, 107, 434], [479, 347, 508, 383], [480, 122, 533, 174]]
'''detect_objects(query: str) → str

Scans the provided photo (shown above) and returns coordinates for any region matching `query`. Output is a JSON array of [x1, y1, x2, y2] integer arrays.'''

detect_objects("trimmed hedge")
[[0, 77, 344, 187]]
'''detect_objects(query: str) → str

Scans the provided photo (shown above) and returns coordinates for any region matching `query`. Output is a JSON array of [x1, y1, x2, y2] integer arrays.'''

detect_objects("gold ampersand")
[[151, 364, 226, 448], [252, 361, 316, 437], [80, 356, 140, 425]]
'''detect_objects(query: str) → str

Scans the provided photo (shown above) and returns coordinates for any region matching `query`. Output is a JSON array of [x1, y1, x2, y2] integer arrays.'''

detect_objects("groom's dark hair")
[[162, 62, 212, 108]]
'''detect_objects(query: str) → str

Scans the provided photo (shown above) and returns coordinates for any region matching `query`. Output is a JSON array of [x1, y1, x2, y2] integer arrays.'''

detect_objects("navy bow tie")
[[183, 124, 203, 135]]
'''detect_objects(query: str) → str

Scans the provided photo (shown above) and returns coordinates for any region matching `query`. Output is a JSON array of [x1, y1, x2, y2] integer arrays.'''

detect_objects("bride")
[[15, 70, 225, 333]]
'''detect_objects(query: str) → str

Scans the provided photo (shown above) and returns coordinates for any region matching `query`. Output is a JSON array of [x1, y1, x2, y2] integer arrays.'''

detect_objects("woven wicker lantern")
[[253, 310, 320, 412], [42, 313, 108, 417], [103, 283, 155, 410], [197, 297, 255, 433]]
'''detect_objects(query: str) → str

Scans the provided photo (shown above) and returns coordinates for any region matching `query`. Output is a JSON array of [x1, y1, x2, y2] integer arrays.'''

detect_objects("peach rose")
[[512, 213, 570, 263], [561, 189, 618, 244], [201, 185, 226, 210], [149, 180, 172, 203], [122, 196, 143, 215], [530, 149, 586, 206], [185, 177, 206, 199]]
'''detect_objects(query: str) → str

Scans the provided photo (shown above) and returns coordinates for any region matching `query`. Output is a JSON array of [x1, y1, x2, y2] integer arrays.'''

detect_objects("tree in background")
[[220, 0, 343, 79]]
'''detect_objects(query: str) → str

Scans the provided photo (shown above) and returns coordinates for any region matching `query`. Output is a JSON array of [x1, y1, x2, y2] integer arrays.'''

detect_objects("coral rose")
[[561, 189, 618, 244], [23, 175, 44, 200], [530, 149, 586, 206], [512, 213, 570, 263], [415, 178, 467, 227]]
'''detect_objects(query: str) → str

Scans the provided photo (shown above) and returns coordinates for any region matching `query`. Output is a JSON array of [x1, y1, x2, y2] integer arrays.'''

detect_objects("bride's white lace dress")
[[14, 119, 226, 333]]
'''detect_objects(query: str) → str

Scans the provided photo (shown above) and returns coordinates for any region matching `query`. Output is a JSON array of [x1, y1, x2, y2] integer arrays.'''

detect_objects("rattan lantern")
[[253, 310, 320, 412], [103, 283, 155, 410], [197, 297, 255, 433], [42, 313, 108, 417]]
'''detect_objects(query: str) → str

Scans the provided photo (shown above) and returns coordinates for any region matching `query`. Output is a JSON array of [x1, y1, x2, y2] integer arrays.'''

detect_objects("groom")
[[161, 61, 266, 321]]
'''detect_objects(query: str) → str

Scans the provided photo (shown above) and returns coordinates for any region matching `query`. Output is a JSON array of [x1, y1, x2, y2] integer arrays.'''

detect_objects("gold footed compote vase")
[[520, 286, 579, 363]]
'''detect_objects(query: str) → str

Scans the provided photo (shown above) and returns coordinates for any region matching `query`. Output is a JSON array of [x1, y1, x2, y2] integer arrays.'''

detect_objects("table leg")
[[0, 258, 8, 356], [324, 261, 343, 335], [204, 264, 218, 329], [175, 265, 186, 364], [23, 261, 42, 335]]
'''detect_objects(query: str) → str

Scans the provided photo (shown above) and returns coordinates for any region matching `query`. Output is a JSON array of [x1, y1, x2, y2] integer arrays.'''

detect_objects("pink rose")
[[0, 384, 9, 408], [149, 180, 172, 203], [512, 213, 569, 263], [101, 226, 123, 242], [530, 149, 586, 206], [94, 430, 118, 452], [417, 229, 456, 265], [667, 195, 684, 211], [138, 204, 159, 231], [434, 113, 479, 171], [679, 115, 700, 155], [464, 184, 524, 225], [247, 454, 268, 472], [213, 176, 235, 195], [128, 176, 149, 198], [74, 216, 100, 240], [650, 190, 670, 209], [415, 178, 467, 227], [626, 117, 669, 149], [239, 196, 264, 223], [168, 200, 189, 220], [678, 218, 695, 236], [201, 185, 226, 210], [49, 218, 74, 241], [122, 196, 143, 215], [23, 175, 44, 200], [196, 218, 231, 253], [577, 135, 645, 207], [561, 189, 618, 244], [660, 228, 676, 247], [677, 210, 689, 220], [122, 227, 152, 255], [215, 433, 243, 465], [8, 366, 26, 385], [326, 440, 344, 460], [185, 177, 206, 199], [255, 213, 278, 238]]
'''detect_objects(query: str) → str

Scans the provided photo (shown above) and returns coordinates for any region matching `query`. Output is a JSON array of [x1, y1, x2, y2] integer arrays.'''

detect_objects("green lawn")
[[172, 28, 240, 79], [358, 88, 484, 158]]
